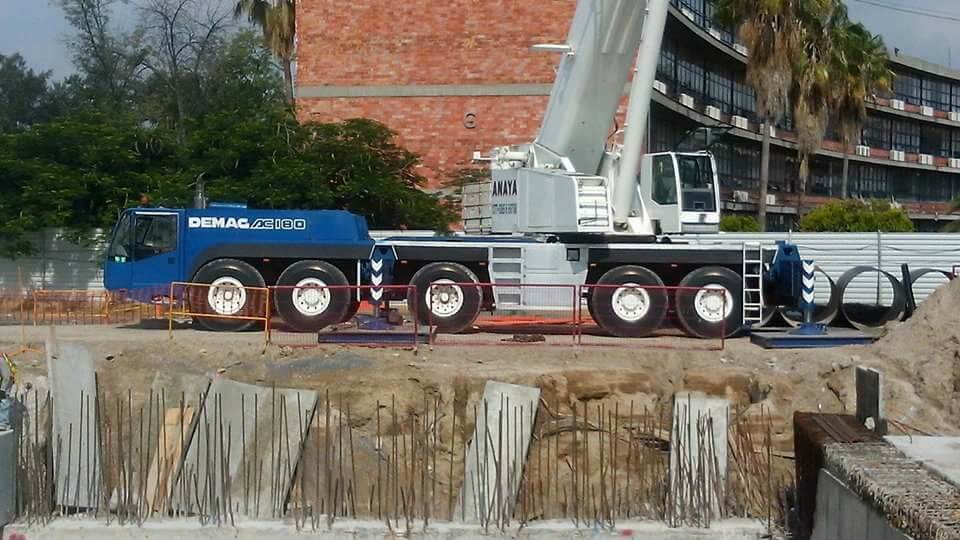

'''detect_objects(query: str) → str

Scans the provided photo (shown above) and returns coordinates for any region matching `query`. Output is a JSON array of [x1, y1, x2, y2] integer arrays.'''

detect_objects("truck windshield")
[[107, 213, 133, 262], [676, 155, 717, 212]]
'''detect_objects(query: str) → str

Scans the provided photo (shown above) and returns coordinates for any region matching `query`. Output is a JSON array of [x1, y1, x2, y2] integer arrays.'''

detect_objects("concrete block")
[[855, 367, 884, 433], [171, 378, 317, 519], [668, 391, 728, 526], [46, 338, 100, 509], [456, 381, 540, 523]]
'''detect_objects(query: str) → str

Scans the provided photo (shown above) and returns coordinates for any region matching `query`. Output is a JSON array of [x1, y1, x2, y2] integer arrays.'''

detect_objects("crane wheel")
[[676, 266, 743, 339], [408, 262, 482, 334], [273, 260, 351, 332], [190, 258, 265, 332], [590, 266, 668, 338]]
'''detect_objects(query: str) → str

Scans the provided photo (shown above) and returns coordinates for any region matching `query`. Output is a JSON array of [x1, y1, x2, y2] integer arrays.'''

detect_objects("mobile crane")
[[102, 0, 804, 338]]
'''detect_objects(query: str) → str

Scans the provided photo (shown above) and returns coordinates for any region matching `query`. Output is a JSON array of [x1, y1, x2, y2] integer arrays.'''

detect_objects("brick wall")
[[295, 0, 577, 187]]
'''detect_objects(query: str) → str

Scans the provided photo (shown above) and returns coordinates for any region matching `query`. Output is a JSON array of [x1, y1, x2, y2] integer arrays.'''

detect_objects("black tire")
[[408, 262, 481, 334], [274, 260, 350, 332], [190, 258, 265, 332], [676, 266, 743, 339], [590, 266, 668, 338]]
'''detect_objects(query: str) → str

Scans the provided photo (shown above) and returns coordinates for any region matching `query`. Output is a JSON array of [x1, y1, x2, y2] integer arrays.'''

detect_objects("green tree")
[[944, 197, 960, 232], [715, 0, 803, 231], [234, 0, 295, 103], [720, 215, 762, 232], [828, 19, 892, 199], [799, 199, 913, 232], [0, 53, 56, 131]]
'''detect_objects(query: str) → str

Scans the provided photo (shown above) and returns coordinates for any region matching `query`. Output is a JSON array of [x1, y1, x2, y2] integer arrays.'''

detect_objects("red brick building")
[[295, 0, 577, 188]]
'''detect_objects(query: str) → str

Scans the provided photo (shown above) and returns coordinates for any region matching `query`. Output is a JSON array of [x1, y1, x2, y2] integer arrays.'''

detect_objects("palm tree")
[[791, 0, 836, 214], [828, 19, 892, 199], [235, 0, 296, 103], [715, 0, 803, 231]]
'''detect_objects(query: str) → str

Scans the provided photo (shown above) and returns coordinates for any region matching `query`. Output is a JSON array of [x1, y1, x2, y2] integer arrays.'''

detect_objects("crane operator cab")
[[640, 151, 721, 234]]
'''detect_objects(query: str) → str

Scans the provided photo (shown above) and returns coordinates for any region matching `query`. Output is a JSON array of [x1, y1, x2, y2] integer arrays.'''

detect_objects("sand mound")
[[871, 277, 960, 425]]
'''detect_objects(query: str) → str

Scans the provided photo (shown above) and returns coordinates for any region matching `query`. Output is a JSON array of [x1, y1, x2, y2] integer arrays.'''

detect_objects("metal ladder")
[[741, 242, 765, 325]]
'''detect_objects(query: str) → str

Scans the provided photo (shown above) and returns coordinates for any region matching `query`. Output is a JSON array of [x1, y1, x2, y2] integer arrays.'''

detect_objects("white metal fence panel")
[[689, 232, 960, 305], [0, 229, 106, 291]]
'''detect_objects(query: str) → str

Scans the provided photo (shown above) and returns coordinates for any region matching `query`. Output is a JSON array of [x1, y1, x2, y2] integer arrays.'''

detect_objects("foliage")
[[720, 215, 762, 232], [799, 199, 913, 232], [0, 27, 454, 257], [0, 53, 58, 131], [234, 0, 295, 102]]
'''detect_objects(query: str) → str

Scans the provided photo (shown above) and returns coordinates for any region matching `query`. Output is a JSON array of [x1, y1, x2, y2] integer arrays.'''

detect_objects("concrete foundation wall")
[[811, 469, 908, 540]]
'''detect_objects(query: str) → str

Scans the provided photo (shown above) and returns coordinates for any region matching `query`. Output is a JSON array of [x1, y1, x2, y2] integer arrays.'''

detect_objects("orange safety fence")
[[428, 282, 580, 346], [0, 288, 164, 326], [268, 284, 420, 348], [167, 281, 270, 344]]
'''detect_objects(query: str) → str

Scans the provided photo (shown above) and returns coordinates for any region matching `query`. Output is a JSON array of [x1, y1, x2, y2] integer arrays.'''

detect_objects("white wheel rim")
[[426, 279, 464, 319], [291, 278, 331, 316], [207, 277, 246, 316], [611, 283, 651, 322], [693, 284, 733, 323]]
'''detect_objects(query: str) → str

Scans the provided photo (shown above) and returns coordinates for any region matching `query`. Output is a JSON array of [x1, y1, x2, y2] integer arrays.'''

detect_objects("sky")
[[0, 0, 959, 79]]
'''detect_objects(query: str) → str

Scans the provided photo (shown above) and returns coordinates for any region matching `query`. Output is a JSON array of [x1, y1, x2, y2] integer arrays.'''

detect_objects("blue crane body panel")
[[103, 206, 374, 292]]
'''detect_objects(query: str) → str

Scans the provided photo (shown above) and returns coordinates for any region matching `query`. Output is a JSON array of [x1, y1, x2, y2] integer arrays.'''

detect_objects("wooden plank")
[[144, 407, 194, 513]]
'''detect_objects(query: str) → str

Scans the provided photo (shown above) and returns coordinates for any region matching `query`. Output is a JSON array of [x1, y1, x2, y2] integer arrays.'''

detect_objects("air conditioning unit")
[[921, 106, 934, 117], [890, 99, 905, 110], [767, 125, 777, 138], [679, 93, 695, 108], [653, 79, 667, 94], [732, 115, 749, 129], [855, 145, 871, 157], [950, 111, 960, 122], [733, 43, 748, 56], [765, 194, 777, 206], [680, 6, 695, 20], [919, 153, 934, 165], [890, 149, 905, 161], [949, 158, 960, 169], [705, 105, 722, 120], [733, 190, 750, 203], [708, 27, 723, 40]]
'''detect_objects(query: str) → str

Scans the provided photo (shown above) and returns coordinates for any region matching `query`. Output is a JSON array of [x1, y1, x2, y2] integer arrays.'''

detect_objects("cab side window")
[[133, 214, 178, 260], [652, 155, 678, 205]]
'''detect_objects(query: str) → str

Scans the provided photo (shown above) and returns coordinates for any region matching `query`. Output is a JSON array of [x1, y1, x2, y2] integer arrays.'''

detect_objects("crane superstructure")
[[481, 0, 720, 236]]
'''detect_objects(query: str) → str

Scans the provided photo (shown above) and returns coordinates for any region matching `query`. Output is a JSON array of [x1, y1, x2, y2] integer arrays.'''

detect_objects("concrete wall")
[[811, 469, 908, 540], [0, 229, 106, 292]]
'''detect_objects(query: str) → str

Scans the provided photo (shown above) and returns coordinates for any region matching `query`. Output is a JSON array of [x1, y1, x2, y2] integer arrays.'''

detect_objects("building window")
[[705, 67, 733, 113], [893, 71, 922, 105], [920, 125, 949, 157], [677, 56, 705, 101], [732, 80, 756, 121], [861, 116, 891, 148], [922, 78, 952, 111], [892, 119, 920, 153], [855, 165, 889, 199], [730, 145, 760, 191], [657, 40, 677, 92]]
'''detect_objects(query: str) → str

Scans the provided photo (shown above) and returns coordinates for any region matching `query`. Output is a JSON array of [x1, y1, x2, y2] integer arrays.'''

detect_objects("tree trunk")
[[758, 120, 771, 232], [841, 143, 850, 199], [282, 56, 294, 104], [798, 157, 808, 217]]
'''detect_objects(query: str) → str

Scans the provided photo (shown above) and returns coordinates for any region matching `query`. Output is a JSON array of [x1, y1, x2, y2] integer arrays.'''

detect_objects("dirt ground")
[[3, 295, 958, 455]]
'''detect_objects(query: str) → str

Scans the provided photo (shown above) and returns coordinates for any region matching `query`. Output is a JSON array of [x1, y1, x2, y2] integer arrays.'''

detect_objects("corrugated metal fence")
[[0, 229, 106, 291], [690, 232, 960, 304]]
